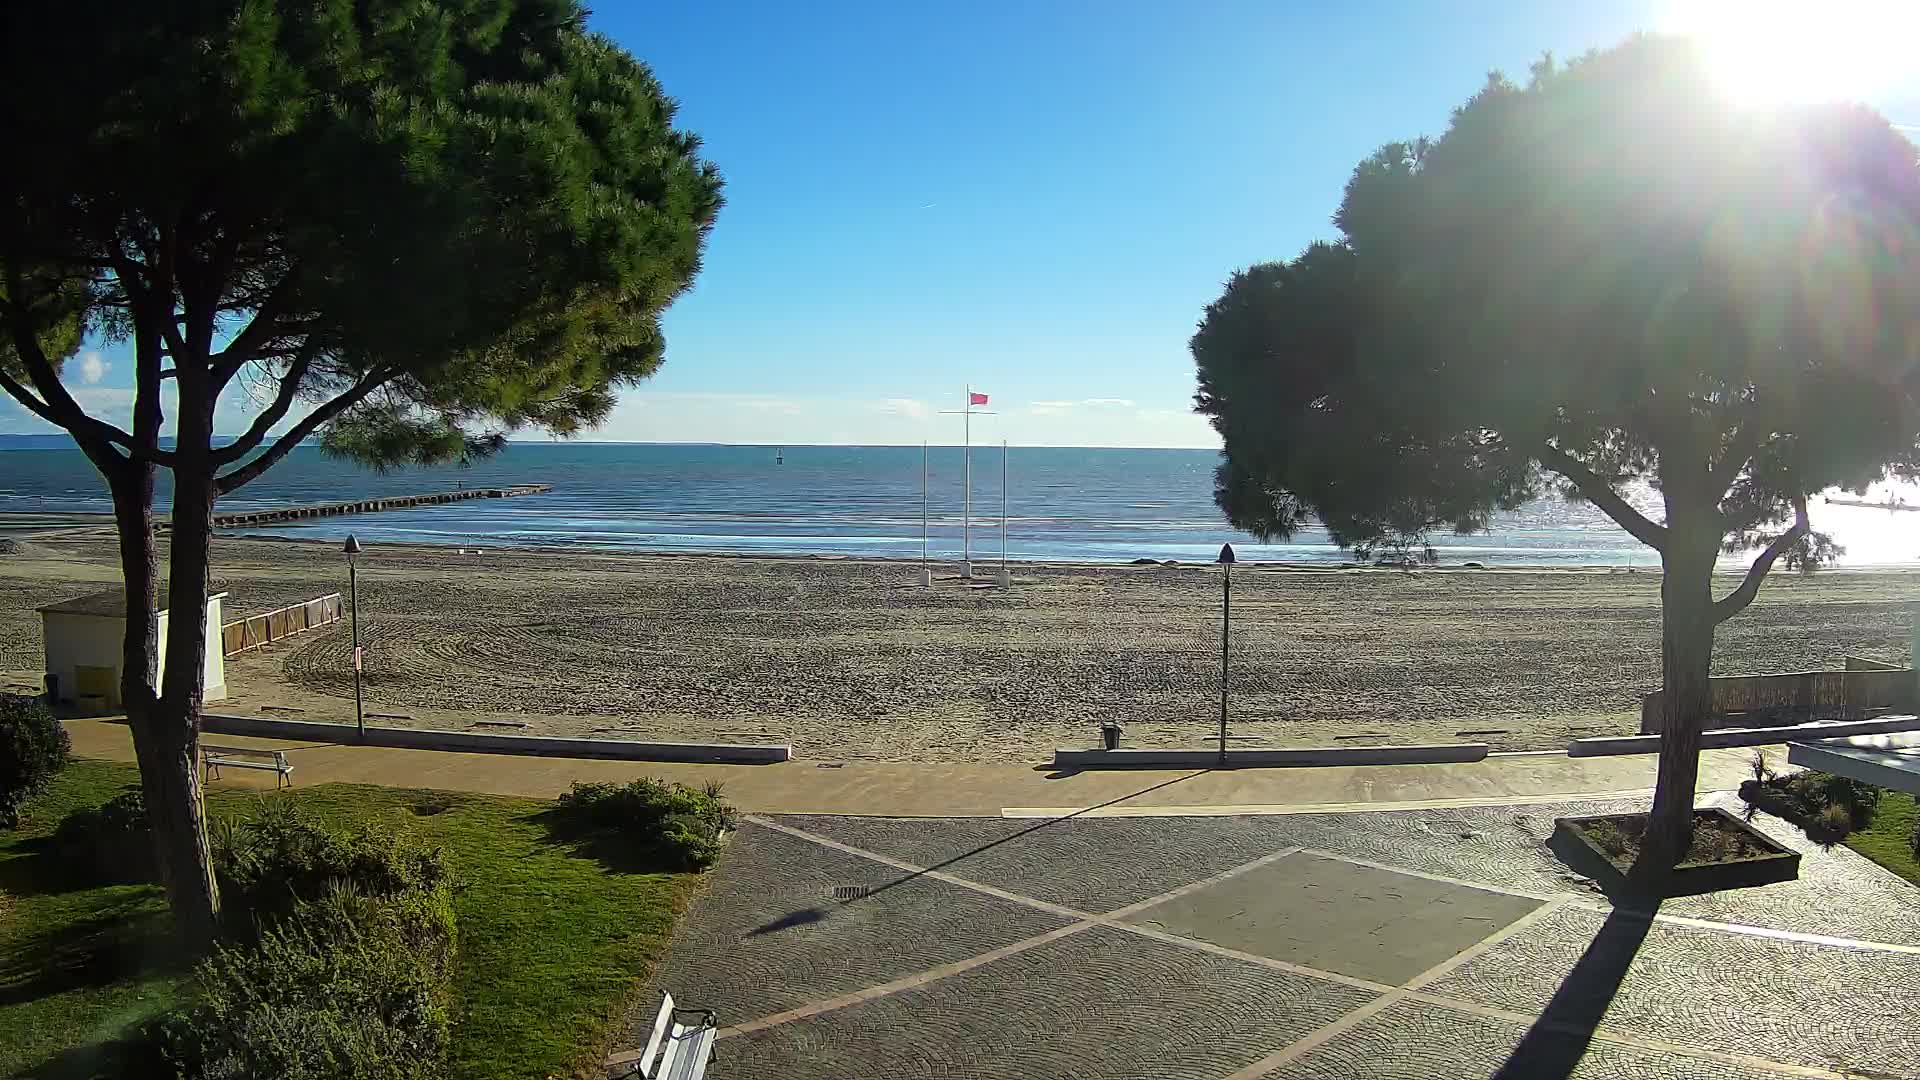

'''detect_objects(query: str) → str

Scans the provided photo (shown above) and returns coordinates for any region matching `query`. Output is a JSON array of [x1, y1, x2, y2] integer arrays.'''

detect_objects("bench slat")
[[658, 1023, 716, 1080], [637, 993, 674, 1075]]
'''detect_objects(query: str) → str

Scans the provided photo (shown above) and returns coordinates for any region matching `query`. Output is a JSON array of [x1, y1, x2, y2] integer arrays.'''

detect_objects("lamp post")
[[344, 534, 365, 740], [1217, 542, 1235, 764]]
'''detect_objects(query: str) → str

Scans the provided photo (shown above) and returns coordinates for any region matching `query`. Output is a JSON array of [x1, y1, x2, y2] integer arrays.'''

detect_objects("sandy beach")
[[1, 527, 1915, 762]]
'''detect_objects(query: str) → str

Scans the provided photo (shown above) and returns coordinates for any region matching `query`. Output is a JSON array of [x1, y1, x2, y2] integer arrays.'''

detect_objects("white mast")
[[998, 440, 1011, 588], [919, 442, 931, 587], [963, 385, 973, 578], [938, 388, 991, 580]]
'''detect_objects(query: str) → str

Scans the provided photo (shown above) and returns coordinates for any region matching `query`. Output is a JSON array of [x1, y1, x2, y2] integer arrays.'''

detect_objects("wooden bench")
[[607, 993, 716, 1079], [200, 744, 294, 790]]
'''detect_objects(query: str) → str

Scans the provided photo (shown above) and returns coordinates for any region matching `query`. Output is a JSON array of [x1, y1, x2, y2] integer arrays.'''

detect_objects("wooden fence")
[[1639, 664, 1914, 733], [221, 593, 343, 657]]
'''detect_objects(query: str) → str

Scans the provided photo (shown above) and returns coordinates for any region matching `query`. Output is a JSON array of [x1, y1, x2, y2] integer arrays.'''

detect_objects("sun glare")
[[1667, 0, 1920, 104]]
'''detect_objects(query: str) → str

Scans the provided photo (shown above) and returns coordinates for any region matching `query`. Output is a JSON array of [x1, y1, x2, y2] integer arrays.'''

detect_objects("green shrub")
[[1819, 802, 1855, 834], [554, 777, 735, 871], [51, 787, 156, 884], [1580, 819, 1631, 859], [214, 799, 449, 938], [1739, 769, 1882, 841], [153, 886, 456, 1080], [0, 694, 70, 827]]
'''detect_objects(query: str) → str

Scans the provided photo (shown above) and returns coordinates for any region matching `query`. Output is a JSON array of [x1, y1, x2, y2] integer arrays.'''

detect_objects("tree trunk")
[[108, 462, 220, 950], [1644, 532, 1718, 872], [153, 407, 223, 950]]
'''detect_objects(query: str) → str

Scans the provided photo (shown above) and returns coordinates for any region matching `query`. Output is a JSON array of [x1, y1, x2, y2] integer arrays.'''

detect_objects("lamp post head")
[[343, 535, 363, 556], [1218, 543, 1235, 565]]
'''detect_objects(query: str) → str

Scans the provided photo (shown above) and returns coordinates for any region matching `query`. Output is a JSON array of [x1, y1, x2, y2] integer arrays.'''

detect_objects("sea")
[[2, 441, 1916, 568]]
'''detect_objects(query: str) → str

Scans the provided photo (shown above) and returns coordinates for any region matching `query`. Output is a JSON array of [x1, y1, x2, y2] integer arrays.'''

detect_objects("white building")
[[38, 588, 228, 708]]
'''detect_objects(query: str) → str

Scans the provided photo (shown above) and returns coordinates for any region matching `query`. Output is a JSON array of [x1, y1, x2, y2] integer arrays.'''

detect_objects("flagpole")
[[998, 439, 1011, 588], [919, 442, 931, 587], [963, 385, 973, 578]]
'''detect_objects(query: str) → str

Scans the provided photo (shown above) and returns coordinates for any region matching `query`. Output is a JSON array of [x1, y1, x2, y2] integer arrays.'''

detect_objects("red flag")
[[969, 392, 989, 406]]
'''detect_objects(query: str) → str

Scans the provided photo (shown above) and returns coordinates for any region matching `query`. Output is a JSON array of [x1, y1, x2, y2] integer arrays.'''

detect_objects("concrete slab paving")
[[1424, 904, 1920, 1078], [1121, 852, 1545, 985], [643, 823, 1074, 1025], [715, 924, 1378, 1080], [629, 803, 1919, 1079], [1264, 1000, 1806, 1080]]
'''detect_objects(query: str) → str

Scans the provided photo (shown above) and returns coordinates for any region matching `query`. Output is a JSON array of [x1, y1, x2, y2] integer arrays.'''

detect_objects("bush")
[[153, 886, 456, 1080], [214, 799, 450, 938], [151, 807, 458, 1079], [0, 694, 69, 827], [1740, 769, 1883, 842], [51, 787, 157, 884], [554, 777, 735, 871]]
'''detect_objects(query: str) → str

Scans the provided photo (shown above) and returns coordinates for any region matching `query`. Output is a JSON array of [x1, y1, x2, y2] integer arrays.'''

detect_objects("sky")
[[6, 0, 1918, 448]]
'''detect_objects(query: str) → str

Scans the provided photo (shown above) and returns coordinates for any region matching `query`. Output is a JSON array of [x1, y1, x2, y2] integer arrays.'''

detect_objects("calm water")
[[2, 442, 1915, 567]]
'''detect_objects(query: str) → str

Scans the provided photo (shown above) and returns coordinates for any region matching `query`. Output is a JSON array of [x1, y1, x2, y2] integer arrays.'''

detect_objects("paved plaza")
[[632, 792, 1920, 1080]]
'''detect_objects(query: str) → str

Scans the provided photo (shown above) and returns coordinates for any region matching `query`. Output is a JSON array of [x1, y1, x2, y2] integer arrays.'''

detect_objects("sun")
[[1666, 0, 1920, 104]]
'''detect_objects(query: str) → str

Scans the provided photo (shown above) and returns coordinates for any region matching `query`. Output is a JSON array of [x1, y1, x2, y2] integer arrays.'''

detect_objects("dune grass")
[[1846, 789, 1920, 887], [0, 759, 703, 1079]]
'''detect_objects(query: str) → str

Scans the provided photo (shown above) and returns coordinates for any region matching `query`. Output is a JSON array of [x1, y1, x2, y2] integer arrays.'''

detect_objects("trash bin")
[[1100, 722, 1122, 751]]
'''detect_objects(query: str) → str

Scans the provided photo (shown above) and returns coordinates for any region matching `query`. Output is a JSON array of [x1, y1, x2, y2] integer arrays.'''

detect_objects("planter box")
[[1550, 807, 1800, 898]]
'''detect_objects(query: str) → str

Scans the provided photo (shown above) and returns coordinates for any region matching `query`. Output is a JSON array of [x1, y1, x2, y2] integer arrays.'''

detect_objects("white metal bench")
[[200, 744, 294, 790], [608, 993, 716, 1079]]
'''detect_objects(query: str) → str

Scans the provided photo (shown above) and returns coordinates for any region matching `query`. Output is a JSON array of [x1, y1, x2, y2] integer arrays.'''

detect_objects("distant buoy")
[[776, 447, 784, 465]]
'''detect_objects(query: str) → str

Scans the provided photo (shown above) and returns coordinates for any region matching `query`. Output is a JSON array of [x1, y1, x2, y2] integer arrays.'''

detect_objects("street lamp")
[[1217, 542, 1235, 765], [344, 534, 364, 740]]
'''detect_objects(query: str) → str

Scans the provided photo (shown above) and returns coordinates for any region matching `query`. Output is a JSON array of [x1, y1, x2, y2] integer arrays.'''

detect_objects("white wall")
[[42, 597, 227, 705]]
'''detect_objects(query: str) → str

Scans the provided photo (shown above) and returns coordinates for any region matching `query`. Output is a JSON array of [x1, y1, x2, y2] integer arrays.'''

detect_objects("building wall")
[[42, 598, 227, 705]]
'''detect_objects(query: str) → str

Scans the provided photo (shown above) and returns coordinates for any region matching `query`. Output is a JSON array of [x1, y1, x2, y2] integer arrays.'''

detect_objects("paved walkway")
[[635, 797, 1920, 1079], [66, 718, 1767, 817]]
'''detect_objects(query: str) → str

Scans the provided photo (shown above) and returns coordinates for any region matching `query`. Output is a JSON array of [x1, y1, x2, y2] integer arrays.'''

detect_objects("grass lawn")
[[1, 759, 705, 1079], [1847, 789, 1920, 886]]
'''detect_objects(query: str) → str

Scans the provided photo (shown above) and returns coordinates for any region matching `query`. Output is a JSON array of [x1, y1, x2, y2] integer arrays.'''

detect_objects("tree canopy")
[[1193, 34, 1920, 863], [0, 0, 721, 944], [2, 0, 721, 478]]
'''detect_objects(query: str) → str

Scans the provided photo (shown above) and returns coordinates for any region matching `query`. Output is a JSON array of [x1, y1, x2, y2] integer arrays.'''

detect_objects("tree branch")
[[1, 285, 166, 465], [209, 273, 300, 388], [211, 350, 316, 466], [1712, 496, 1809, 624], [214, 368, 391, 494], [1533, 440, 1669, 550]]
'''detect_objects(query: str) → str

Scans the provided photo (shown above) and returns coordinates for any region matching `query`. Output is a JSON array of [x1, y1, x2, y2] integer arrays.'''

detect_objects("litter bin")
[[1099, 722, 1122, 751]]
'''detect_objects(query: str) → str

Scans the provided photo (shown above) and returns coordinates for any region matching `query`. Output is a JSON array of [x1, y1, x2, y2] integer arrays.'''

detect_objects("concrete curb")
[[1050, 743, 1491, 770], [1567, 713, 1920, 758], [201, 713, 790, 764]]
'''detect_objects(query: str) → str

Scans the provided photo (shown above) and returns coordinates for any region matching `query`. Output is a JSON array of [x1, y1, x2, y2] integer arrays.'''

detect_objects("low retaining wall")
[[1051, 743, 1490, 770], [1569, 713, 1920, 758], [200, 713, 790, 764]]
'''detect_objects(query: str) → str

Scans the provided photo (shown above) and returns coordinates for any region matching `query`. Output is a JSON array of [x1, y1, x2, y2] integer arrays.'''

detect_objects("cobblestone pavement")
[[632, 797, 1920, 1080]]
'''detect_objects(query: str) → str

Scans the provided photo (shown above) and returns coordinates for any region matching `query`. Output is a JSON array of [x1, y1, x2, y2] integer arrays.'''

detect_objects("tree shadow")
[[17, 1028, 165, 1080], [745, 770, 1209, 937], [1490, 902, 1658, 1080], [0, 897, 182, 1009]]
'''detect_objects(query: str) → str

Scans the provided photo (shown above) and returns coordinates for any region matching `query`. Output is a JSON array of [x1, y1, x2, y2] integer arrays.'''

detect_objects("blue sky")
[[8, 1, 1918, 447]]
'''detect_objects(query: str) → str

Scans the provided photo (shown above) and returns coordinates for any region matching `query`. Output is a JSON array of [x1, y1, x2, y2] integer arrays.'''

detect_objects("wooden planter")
[[1551, 807, 1801, 899]]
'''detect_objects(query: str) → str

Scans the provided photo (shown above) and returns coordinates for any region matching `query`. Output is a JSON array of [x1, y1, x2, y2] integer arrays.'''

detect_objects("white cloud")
[[77, 351, 108, 384], [877, 398, 929, 419], [1026, 397, 1136, 417]]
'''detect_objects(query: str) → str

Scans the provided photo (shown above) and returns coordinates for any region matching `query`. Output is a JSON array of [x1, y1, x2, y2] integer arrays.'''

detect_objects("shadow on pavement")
[[1491, 902, 1657, 1080], [745, 770, 1209, 937]]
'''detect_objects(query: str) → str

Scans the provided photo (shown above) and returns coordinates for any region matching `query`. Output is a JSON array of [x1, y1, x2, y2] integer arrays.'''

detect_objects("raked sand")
[[1, 529, 1915, 762]]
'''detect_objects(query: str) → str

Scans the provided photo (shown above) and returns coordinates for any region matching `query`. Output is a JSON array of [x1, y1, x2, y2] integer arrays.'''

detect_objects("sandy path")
[[2, 532, 1915, 761]]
